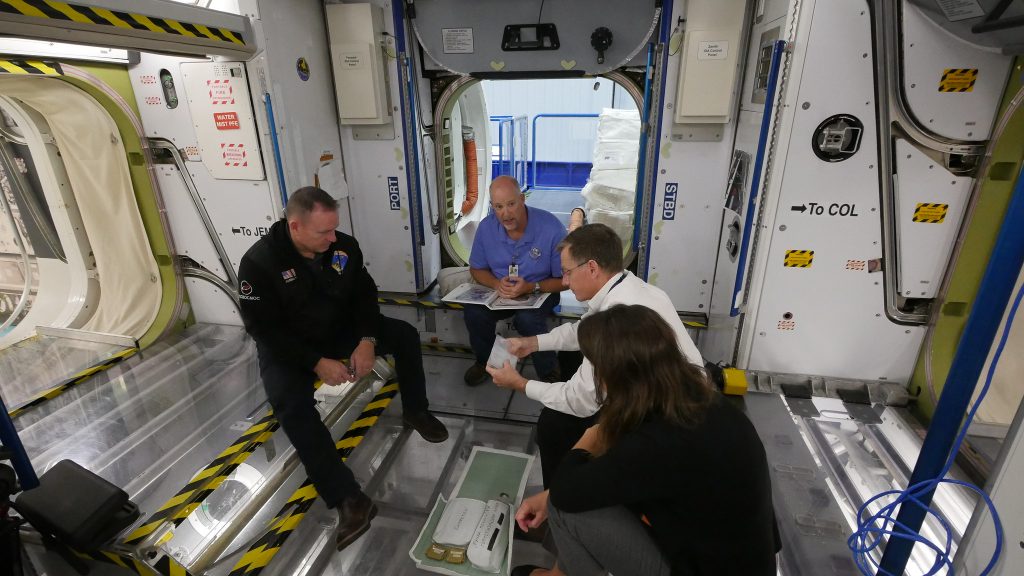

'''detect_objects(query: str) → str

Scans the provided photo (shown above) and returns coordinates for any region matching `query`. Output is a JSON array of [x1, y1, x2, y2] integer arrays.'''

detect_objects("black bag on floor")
[[14, 459, 139, 551]]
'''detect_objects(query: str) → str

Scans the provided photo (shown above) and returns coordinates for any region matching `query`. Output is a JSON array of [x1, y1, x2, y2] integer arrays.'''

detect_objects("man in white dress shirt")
[[487, 223, 704, 485]]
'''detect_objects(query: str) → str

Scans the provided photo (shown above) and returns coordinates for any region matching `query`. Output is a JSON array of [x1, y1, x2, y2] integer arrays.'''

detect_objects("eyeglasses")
[[562, 260, 590, 278]]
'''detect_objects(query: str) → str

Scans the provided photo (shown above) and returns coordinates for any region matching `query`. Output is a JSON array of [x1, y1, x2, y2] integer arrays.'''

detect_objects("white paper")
[[487, 335, 518, 369]]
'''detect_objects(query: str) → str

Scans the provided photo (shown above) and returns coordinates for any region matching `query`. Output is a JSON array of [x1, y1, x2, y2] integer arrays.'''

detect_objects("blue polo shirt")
[[469, 205, 566, 282]]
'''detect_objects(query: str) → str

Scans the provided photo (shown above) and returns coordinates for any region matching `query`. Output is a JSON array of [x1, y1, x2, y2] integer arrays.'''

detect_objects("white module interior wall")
[[333, 0, 428, 293], [326, 2, 392, 125], [647, 0, 748, 314], [894, 140, 971, 299], [901, 0, 1013, 142], [743, 0, 925, 383], [674, 0, 747, 124], [181, 61, 265, 181], [701, 9, 787, 365]]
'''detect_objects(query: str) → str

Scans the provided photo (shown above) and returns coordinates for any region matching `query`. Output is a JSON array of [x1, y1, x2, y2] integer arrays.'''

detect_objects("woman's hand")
[[515, 490, 550, 533]]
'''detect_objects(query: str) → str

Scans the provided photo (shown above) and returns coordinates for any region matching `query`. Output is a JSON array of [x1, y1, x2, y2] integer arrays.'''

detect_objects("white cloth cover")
[[582, 108, 641, 247], [0, 77, 161, 339]]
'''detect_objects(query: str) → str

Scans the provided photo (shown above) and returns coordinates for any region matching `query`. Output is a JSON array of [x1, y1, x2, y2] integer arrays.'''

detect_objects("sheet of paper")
[[486, 335, 518, 369]]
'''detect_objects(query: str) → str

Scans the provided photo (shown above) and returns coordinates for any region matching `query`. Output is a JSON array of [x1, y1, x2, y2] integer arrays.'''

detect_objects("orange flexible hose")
[[461, 136, 478, 215]]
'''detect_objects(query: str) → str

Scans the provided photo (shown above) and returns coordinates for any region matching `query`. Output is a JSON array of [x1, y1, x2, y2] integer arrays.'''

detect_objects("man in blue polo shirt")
[[464, 176, 566, 385]]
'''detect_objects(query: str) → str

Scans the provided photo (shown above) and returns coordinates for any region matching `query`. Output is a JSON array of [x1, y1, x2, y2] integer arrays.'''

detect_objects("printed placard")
[[934, 0, 984, 22], [213, 112, 240, 130], [697, 41, 729, 60], [442, 28, 474, 54]]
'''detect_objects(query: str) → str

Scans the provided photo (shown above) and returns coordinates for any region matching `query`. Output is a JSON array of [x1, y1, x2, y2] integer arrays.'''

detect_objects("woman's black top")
[[550, 394, 779, 576]]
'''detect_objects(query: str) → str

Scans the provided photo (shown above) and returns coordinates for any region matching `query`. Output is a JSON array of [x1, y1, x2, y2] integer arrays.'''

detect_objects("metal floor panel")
[[14, 324, 262, 495], [1, 333, 133, 410], [17, 337, 557, 576]]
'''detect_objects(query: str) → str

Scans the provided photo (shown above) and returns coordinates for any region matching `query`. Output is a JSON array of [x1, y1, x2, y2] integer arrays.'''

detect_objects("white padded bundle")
[[582, 108, 641, 245]]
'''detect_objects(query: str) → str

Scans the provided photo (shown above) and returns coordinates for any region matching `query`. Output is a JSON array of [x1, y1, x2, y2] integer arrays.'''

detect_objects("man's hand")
[[497, 276, 529, 299], [485, 361, 527, 392], [515, 490, 550, 533], [506, 336, 539, 359], [573, 424, 608, 457], [314, 357, 352, 386], [349, 340, 376, 380]]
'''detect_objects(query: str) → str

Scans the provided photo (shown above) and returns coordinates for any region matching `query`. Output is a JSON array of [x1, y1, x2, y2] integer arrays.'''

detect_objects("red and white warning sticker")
[[207, 79, 235, 105], [214, 112, 240, 130], [221, 143, 248, 167]]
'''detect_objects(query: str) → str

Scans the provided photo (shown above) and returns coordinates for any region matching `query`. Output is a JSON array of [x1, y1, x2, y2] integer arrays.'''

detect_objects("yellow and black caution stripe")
[[421, 342, 474, 354], [939, 68, 977, 93], [122, 412, 280, 546], [683, 320, 707, 329], [913, 202, 948, 223], [0, 59, 62, 75], [378, 296, 464, 311], [0, 0, 244, 45], [8, 347, 137, 419], [228, 382, 400, 576], [783, 250, 814, 268]]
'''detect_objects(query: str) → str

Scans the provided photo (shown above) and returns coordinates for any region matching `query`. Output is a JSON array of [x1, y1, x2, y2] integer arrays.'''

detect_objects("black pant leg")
[[536, 407, 599, 488], [374, 314, 429, 413], [259, 352, 360, 508]]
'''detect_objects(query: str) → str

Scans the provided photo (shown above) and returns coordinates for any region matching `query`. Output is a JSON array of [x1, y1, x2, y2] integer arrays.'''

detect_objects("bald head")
[[489, 176, 527, 236]]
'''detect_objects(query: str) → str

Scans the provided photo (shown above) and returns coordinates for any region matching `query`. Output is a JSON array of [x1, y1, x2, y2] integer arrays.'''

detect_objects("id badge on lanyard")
[[508, 264, 519, 278]]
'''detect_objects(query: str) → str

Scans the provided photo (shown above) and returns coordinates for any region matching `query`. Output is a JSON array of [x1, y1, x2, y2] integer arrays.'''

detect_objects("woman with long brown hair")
[[513, 304, 778, 576]]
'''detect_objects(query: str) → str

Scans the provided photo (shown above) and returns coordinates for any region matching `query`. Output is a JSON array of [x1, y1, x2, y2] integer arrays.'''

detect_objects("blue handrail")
[[392, 0, 424, 286], [263, 93, 288, 211], [632, 43, 655, 253], [530, 113, 599, 189], [730, 40, 787, 317]]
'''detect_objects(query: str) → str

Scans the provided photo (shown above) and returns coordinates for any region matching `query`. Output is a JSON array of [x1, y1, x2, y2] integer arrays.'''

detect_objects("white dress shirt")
[[524, 271, 704, 417]]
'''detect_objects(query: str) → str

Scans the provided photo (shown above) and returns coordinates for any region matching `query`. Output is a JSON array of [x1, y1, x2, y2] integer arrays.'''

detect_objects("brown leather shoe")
[[464, 362, 488, 386], [403, 410, 449, 443], [336, 491, 377, 551]]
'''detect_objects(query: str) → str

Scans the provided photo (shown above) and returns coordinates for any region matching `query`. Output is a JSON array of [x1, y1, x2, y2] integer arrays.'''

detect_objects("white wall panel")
[[646, 0, 746, 314], [744, 0, 925, 383], [894, 139, 971, 299], [333, 0, 427, 293], [901, 0, 1012, 142]]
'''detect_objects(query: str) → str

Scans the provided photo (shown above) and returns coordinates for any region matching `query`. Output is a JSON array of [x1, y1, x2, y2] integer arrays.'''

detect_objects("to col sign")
[[214, 112, 240, 130]]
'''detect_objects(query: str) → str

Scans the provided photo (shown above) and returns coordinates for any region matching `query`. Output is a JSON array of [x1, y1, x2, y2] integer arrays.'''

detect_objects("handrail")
[[263, 93, 289, 212], [730, 41, 787, 317], [149, 139, 239, 294], [632, 44, 655, 253], [530, 113, 599, 189]]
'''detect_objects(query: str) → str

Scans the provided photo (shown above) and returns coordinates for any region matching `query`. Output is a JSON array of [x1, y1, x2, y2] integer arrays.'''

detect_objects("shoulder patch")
[[331, 250, 349, 274]]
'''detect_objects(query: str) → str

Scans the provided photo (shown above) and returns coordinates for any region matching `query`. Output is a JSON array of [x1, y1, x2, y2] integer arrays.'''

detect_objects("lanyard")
[[608, 272, 627, 293]]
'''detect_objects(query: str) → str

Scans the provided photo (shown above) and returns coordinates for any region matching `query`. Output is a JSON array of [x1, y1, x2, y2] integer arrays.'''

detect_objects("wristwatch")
[[533, 282, 540, 295], [360, 336, 377, 346]]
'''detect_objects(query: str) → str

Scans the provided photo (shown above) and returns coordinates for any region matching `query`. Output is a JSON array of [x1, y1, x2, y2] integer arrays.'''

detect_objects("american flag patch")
[[281, 268, 296, 283]]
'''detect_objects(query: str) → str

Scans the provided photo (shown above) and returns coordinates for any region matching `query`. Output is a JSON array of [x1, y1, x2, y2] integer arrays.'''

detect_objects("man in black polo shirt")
[[238, 186, 447, 551]]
